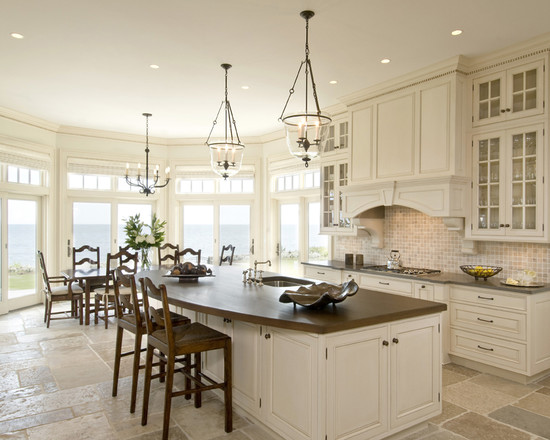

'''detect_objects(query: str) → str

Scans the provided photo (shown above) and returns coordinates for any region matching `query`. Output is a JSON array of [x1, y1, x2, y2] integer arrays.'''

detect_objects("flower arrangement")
[[124, 213, 166, 269]]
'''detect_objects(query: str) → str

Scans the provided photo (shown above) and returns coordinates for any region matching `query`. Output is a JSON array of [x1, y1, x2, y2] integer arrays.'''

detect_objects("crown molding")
[[0, 106, 60, 132]]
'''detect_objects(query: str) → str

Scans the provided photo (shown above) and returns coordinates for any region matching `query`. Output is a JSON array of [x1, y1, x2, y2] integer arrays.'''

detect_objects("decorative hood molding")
[[341, 176, 470, 219]]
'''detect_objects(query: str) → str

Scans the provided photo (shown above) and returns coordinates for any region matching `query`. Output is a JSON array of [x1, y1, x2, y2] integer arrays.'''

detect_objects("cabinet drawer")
[[450, 286, 527, 311], [362, 276, 413, 296], [450, 303, 526, 341], [450, 328, 526, 372], [303, 266, 341, 284]]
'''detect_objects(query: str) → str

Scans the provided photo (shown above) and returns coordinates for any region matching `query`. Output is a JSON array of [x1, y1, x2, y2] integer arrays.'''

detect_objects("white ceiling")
[[2, 0, 550, 139]]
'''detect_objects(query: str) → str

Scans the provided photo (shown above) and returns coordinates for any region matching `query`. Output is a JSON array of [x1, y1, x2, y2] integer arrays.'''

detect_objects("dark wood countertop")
[[138, 266, 446, 334]]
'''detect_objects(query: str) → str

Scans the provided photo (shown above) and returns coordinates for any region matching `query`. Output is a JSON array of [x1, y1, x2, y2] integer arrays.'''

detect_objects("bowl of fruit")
[[460, 265, 502, 281]]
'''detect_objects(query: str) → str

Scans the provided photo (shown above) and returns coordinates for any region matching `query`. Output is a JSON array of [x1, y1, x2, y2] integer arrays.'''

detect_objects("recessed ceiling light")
[[10, 33, 24, 39], [329, 80, 338, 84], [451, 29, 463, 36], [380, 58, 391, 64], [241, 85, 250, 90], [149, 64, 160, 69]]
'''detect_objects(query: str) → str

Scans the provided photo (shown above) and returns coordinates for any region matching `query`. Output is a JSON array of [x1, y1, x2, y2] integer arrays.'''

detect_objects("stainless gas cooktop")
[[362, 265, 441, 276]]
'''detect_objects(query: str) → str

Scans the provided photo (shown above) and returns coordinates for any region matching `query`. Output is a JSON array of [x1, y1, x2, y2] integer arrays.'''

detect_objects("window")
[[219, 178, 254, 193], [275, 170, 320, 192], [117, 177, 141, 192], [7, 166, 41, 186], [308, 202, 328, 261], [68, 173, 112, 191], [177, 179, 215, 194]]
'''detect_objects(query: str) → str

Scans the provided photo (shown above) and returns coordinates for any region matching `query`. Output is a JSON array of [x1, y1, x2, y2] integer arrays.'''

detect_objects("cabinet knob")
[[500, 109, 506, 113], [264, 333, 271, 339], [420, 285, 426, 288], [506, 108, 511, 112], [499, 224, 510, 228], [392, 338, 399, 344], [382, 340, 389, 346]]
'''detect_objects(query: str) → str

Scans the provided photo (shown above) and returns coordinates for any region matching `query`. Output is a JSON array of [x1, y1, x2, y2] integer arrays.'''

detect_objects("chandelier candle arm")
[[124, 113, 170, 196], [279, 10, 331, 167]]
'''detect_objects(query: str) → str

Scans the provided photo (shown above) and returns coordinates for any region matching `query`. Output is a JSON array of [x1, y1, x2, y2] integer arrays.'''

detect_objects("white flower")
[[135, 235, 146, 243], [145, 234, 156, 245]]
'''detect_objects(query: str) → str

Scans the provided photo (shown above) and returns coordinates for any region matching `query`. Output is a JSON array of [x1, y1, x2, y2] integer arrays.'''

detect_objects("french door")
[[181, 202, 253, 267], [0, 195, 42, 313], [70, 200, 153, 267]]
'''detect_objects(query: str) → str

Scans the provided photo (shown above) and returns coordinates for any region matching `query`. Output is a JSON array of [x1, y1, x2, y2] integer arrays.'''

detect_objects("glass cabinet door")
[[474, 134, 504, 234], [338, 163, 351, 229], [322, 165, 335, 228], [508, 128, 541, 232]]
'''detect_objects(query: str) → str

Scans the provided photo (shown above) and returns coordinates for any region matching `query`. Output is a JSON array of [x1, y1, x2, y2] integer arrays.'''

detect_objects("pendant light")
[[206, 63, 245, 180], [124, 113, 170, 196], [279, 10, 331, 167]]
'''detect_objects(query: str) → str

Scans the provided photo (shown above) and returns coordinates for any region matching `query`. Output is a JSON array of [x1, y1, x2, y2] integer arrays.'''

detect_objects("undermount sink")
[[260, 276, 312, 287]]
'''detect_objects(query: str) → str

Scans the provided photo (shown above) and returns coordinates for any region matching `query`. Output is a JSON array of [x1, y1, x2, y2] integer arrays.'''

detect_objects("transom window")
[[176, 178, 254, 194], [275, 170, 320, 192], [7, 165, 41, 185], [68, 173, 111, 190]]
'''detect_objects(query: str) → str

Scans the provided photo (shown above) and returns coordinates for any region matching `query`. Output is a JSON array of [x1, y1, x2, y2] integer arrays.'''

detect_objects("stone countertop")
[[302, 260, 550, 294], [138, 266, 446, 334]]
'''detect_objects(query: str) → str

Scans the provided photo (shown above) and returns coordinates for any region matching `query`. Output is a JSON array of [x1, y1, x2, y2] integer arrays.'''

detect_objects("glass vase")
[[140, 248, 151, 270]]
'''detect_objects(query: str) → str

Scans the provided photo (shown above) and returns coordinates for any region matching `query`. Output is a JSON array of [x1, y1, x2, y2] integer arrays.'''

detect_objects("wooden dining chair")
[[111, 268, 190, 413], [219, 244, 235, 265], [158, 243, 179, 265], [38, 250, 84, 328], [94, 249, 138, 328], [175, 248, 201, 265], [140, 277, 232, 440], [72, 245, 100, 270]]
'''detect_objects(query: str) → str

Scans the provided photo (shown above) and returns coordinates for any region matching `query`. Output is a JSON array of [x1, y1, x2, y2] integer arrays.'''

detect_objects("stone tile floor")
[[0, 304, 549, 439]]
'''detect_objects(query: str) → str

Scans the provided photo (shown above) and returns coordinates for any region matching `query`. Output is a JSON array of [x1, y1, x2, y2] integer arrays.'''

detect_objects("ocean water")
[[10, 223, 327, 268]]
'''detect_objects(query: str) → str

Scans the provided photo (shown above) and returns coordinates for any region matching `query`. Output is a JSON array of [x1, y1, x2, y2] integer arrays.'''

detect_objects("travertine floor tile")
[[468, 373, 541, 398], [0, 342, 39, 354], [443, 381, 517, 414], [18, 366, 54, 387], [239, 424, 285, 440], [443, 364, 481, 378], [490, 405, 550, 439], [208, 430, 251, 440], [0, 334, 17, 346], [51, 359, 112, 389], [0, 408, 73, 434], [537, 375, 550, 387], [514, 392, 550, 418], [0, 430, 27, 439], [536, 387, 550, 396], [26, 412, 117, 440], [0, 371, 19, 392], [443, 412, 531, 440], [0, 385, 43, 402], [429, 401, 468, 425]]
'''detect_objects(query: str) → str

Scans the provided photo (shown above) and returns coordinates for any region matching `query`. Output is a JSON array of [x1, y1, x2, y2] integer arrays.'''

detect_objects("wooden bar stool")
[[219, 244, 235, 265], [111, 268, 190, 413], [139, 276, 232, 440]]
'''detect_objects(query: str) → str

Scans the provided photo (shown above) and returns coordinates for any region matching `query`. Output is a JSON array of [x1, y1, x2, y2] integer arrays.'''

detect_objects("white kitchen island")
[[140, 267, 446, 440]]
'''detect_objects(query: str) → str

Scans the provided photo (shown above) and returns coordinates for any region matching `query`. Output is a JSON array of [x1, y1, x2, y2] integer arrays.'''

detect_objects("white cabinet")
[[359, 273, 413, 296], [321, 158, 355, 235], [326, 315, 441, 440], [468, 124, 546, 241], [472, 59, 545, 127], [323, 119, 349, 154], [201, 315, 261, 417], [449, 285, 550, 378], [303, 265, 342, 283], [261, 327, 319, 440]]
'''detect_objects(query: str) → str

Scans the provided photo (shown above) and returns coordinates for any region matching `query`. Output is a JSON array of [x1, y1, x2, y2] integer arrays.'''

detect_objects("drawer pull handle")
[[317, 272, 325, 275], [477, 295, 494, 300], [477, 317, 494, 323], [379, 282, 390, 285], [477, 345, 494, 352]]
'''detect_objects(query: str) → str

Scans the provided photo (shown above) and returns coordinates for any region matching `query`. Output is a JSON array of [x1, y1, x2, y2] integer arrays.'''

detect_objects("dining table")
[[61, 267, 106, 325]]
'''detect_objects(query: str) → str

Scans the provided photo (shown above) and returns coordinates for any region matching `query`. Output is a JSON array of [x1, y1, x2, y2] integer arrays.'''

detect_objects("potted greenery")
[[123, 213, 166, 269]]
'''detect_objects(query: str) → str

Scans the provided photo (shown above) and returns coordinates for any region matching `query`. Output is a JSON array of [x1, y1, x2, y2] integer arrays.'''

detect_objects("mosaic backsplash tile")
[[334, 206, 550, 283]]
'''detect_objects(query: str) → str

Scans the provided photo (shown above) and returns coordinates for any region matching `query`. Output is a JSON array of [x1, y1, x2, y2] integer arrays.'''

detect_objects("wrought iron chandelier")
[[124, 113, 170, 196], [206, 63, 245, 180], [279, 10, 331, 167]]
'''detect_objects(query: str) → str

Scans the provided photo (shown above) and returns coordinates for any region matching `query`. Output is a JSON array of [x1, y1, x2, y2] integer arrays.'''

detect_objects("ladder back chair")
[[94, 249, 138, 328], [111, 268, 190, 413], [38, 250, 84, 328], [72, 245, 100, 270], [219, 244, 235, 265], [176, 247, 201, 265], [140, 277, 232, 440], [158, 243, 179, 265]]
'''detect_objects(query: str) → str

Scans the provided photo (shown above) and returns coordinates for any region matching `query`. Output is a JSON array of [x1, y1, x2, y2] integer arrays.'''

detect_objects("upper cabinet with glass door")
[[321, 160, 357, 235], [468, 124, 546, 241], [473, 59, 544, 127], [322, 119, 349, 155]]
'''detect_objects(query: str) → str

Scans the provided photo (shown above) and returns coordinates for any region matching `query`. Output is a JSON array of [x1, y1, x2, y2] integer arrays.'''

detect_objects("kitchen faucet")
[[254, 259, 271, 281]]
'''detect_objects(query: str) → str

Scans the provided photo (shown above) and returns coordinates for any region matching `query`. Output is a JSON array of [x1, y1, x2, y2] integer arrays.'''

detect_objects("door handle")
[[276, 243, 280, 256]]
